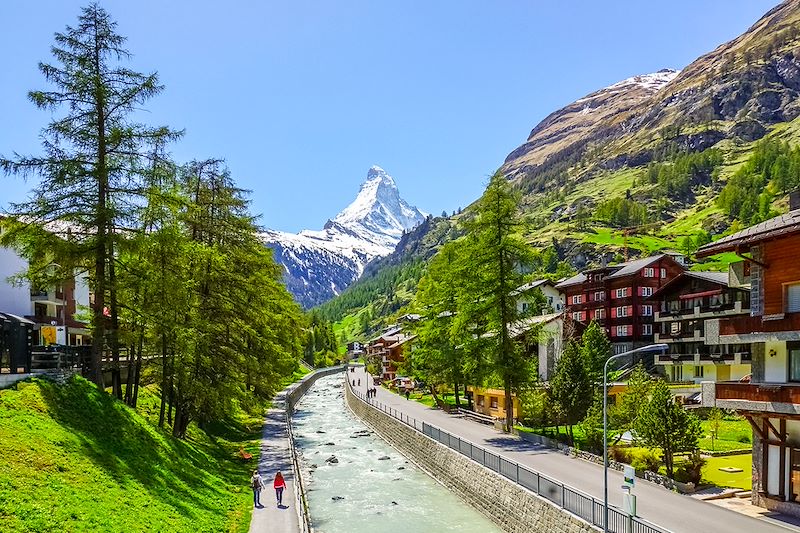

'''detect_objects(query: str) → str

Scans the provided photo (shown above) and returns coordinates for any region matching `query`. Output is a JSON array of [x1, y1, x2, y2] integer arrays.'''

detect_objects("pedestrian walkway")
[[249, 388, 300, 533], [350, 367, 800, 533]]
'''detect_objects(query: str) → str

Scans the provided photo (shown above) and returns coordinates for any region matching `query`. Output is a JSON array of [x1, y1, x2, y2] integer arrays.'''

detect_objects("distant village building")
[[650, 271, 751, 384], [366, 326, 416, 382], [514, 279, 564, 314], [556, 254, 686, 356]]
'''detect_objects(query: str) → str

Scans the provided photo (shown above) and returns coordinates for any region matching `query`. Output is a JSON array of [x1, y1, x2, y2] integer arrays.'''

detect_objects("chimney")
[[791, 189, 800, 211]]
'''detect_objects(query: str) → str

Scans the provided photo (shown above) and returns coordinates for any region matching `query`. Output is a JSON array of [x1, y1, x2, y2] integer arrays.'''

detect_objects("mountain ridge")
[[262, 166, 426, 309]]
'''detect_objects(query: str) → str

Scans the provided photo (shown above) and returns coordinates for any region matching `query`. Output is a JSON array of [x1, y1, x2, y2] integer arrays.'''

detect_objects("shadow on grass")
[[36, 376, 249, 519]]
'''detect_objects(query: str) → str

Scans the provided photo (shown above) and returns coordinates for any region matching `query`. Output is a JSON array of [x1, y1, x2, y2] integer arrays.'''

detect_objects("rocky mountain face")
[[261, 166, 426, 309], [320, 0, 800, 328], [503, 0, 800, 189]]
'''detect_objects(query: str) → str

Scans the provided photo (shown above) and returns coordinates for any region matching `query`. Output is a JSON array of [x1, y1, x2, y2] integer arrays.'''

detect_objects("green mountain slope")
[[321, 0, 800, 339], [0, 377, 260, 532]]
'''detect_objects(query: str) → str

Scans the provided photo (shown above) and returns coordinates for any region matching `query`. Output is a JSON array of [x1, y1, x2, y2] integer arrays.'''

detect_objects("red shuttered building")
[[555, 254, 686, 354]]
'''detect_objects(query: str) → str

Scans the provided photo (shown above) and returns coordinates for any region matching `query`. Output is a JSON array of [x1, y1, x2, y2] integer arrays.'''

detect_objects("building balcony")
[[30, 290, 65, 306], [655, 330, 703, 343], [655, 301, 748, 322], [718, 313, 800, 342], [656, 351, 749, 365], [702, 381, 800, 415]]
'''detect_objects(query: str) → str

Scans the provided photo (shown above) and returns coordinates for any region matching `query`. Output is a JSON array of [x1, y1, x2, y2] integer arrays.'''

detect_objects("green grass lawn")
[[699, 418, 752, 453], [701, 454, 752, 491], [0, 376, 267, 532]]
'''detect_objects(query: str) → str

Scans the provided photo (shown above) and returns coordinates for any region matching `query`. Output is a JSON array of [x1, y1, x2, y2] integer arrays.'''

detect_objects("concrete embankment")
[[345, 380, 597, 533]]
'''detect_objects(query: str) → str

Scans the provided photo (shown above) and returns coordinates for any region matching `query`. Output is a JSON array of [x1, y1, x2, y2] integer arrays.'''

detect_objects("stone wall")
[[285, 365, 345, 412], [345, 384, 597, 533]]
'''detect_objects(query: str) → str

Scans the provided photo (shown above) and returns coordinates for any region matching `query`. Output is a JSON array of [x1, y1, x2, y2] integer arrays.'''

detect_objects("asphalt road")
[[349, 366, 800, 533]]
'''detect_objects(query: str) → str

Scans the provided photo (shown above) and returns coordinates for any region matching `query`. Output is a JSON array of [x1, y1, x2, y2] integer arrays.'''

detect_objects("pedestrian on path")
[[358, 378, 361, 386], [405, 389, 410, 400], [250, 469, 263, 508], [274, 471, 286, 506]]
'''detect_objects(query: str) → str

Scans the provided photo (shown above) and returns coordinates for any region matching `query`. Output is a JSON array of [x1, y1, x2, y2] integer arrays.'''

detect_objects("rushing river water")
[[292, 374, 502, 533]]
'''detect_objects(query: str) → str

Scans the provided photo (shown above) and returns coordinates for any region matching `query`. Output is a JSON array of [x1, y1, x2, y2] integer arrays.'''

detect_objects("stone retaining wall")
[[345, 383, 597, 533]]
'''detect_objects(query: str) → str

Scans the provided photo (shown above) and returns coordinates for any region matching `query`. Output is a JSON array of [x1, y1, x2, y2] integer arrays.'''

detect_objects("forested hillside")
[[321, 0, 800, 342]]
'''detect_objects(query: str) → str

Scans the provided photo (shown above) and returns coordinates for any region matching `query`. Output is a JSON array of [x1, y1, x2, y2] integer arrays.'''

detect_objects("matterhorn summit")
[[261, 166, 426, 309]]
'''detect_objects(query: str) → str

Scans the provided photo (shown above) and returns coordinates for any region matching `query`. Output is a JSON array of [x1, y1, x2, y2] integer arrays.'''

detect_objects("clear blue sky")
[[0, 0, 779, 233]]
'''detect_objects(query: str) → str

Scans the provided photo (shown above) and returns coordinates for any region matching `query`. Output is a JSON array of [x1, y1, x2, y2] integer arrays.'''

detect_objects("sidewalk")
[[249, 389, 300, 533], [351, 367, 800, 533]]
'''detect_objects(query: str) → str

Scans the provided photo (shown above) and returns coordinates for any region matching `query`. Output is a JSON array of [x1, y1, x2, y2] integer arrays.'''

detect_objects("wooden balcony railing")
[[717, 381, 800, 404], [719, 313, 800, 336]]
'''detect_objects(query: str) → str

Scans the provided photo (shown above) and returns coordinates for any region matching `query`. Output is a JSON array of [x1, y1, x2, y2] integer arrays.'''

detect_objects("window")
[[616, 325, 628, 337], [477, 395, 484, 407], [572, 294, 582, 305], [694, 366, 704, 378], [642, 324, 652, 335], [642, 305, 653, 316], [490, 397, 498, 409], [594, 291, 604, 302], [572, 311, 582, 321], [616, 306, 629, 317], [615, 288, 627, 298], [643, 267, 655, 278], [787, 283, 800, 313], [661, 268, 667, 278], [672, 366, 683, 382], [595, 308, 605, 320], [641, 286, 653, 297], [790, 342, 800, 383]]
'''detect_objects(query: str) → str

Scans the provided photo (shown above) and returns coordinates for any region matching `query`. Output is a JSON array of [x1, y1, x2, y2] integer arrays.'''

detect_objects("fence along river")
[[291, 374, 501, 533]]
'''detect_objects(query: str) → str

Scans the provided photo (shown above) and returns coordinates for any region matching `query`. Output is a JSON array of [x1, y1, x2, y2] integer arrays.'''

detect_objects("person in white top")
[[250, 469, 264, 508]]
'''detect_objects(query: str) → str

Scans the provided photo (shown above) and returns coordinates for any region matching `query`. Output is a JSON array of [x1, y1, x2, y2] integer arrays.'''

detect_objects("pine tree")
[[635, 380, 702, 478], [580, 320, 611, 383], [0, 3, 180, 388], [549, 341, 592, 444]]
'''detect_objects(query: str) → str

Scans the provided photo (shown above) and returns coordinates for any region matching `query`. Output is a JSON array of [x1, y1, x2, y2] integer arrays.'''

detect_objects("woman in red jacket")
[[274, 471, 286, 506]]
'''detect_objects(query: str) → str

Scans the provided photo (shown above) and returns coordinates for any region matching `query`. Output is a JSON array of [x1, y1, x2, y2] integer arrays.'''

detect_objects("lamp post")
[[603, 343, 667, 533]]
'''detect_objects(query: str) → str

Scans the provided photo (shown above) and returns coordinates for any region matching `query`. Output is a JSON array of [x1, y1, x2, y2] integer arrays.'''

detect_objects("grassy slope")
[[0, 377, 264, 533]]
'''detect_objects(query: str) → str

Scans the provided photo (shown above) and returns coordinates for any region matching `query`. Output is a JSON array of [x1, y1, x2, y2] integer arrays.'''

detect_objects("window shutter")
[[627, 306, 633, 317], [611, 307, 617, 318], [787, 284, 800, 313]]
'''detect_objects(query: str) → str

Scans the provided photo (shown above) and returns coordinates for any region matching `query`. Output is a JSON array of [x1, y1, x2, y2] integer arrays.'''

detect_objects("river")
[[292, 374, 502, 533]]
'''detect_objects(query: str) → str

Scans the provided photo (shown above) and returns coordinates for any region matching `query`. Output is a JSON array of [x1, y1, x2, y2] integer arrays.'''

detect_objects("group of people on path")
[[366, 387, 377, 399], [250, 470, 286, 508]]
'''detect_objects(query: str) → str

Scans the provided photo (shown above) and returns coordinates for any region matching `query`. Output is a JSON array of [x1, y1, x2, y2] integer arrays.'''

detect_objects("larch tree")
[[456, 172, 536, 432], [549, 341, 592, 445], [0, 3, 180, 389]]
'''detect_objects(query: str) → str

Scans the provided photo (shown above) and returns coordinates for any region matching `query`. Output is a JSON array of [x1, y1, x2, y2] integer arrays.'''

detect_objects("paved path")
[[249, 389, 300, 533], [350, 367, 800, 533]]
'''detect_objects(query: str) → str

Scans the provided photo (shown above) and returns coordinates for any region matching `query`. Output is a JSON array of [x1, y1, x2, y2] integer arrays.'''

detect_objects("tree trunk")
[[158, 332, 168, 428], [131, 337, 143, 408], [454, 381, 461, 408], [124, 342, 135, 405], [504, 378, 514, 433], [108, 241, 122, 399]]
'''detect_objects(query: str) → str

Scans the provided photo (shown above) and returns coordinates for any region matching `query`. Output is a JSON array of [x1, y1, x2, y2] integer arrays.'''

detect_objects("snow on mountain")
[[605, 68, 680, 93], [261, 166, 427, 309]]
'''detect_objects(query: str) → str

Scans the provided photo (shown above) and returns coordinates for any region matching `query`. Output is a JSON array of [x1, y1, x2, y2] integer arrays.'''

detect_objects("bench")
[[455, 407, 496, 425], [238, 447, 253, 461]]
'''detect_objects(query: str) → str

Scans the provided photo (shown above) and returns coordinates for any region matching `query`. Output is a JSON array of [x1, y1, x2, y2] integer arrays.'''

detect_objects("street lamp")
[[603, 343, 667, 533]]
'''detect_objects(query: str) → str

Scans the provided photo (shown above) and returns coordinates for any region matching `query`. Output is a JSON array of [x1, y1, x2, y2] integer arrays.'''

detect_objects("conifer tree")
[[456, 172, 535, 431], [0, 3, 181, 388]]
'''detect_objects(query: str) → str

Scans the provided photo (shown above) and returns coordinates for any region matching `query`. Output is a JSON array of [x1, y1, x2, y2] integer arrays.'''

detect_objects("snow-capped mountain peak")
[[261, 166, 427, 309]]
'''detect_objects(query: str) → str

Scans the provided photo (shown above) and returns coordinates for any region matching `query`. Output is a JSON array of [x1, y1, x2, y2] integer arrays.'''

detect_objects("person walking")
[[250, 469, 263, 508], [405, 389, 410, 400], [274, 471, 287, 506]]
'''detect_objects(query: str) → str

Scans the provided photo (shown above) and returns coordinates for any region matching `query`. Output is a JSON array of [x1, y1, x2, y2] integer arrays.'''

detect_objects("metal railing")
[[349, 383, 670, 533], [285, 399, 312, 533]]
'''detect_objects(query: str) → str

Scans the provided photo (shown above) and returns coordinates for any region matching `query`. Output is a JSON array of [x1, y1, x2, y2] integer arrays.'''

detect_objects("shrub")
[[738, 434, 751, 444], [609, 446, 632, 464], [631, 449, 661, 473], [674, 451, 706, 485]]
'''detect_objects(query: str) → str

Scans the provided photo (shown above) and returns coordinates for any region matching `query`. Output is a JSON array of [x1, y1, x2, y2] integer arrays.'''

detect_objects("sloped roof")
[[606, 254, 667, 279], [697, 209, 800, 257], [511, 279, 555, 296], [648, 270, 732, 299], [554, 272, 587, 289], [509, 312, 563, 338]]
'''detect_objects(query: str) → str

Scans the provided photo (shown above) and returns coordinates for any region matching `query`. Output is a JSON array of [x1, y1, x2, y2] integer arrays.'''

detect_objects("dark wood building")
[[650, 271, 751, 383], [698, 208, 800, 517]]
